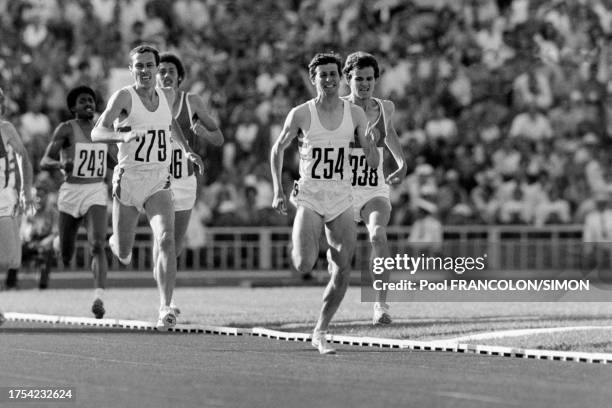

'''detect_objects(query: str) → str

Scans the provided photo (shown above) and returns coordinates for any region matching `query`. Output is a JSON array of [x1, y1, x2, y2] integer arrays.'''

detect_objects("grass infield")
[[1, 287, 612, 353]]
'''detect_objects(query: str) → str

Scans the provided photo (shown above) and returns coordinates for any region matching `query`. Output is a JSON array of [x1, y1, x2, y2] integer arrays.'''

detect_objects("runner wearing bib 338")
[[342, 52, 407, 325]]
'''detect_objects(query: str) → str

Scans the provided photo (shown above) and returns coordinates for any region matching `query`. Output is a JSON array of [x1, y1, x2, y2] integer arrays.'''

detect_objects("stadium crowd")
[[2, 0, 612, 232]]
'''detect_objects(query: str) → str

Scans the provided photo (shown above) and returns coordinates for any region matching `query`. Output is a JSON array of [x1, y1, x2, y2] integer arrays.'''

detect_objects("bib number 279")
[[135, 129, 167, 162]]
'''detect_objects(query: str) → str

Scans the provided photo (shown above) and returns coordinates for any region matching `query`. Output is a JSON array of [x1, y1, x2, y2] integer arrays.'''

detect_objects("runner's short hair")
[[66, 86, 96, 110], [308, 53, 342, 80], [129, 44, 160, 66], [343, 52, 380, 80], [159, 52, 185, 85]]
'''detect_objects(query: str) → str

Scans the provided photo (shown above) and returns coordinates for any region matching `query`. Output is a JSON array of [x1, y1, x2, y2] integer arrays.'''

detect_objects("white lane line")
[[435, 391, 521, 406], [443, 326, 612, 342], [0, 346, 175, 368]]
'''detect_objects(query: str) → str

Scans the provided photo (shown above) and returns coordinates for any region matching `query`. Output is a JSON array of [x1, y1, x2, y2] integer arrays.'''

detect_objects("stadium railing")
[[62, 225, 596, 274]]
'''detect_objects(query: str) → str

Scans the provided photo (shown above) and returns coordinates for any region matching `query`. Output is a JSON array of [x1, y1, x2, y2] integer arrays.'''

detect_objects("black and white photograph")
[[0, 0, 611, 407]]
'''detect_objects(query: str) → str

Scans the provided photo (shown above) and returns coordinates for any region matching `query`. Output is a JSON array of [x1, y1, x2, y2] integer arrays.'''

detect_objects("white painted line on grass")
[[443, 326, 612, 342]]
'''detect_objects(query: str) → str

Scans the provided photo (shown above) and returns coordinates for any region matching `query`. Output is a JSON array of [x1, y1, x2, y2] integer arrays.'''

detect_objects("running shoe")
[[91, 298, 105, 319], [311, 330, 336, 355], [373, 303, 392, 325], [156, 306, 177, 330], [108, 235, 132, 266]]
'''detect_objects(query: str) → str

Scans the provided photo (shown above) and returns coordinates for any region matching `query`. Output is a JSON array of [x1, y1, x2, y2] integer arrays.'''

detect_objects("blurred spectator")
[[20, 185, 58, 289], [18, 96, 51, 173], [211, 187, 241, 226], [582, 192, 612, 244], [22, 13, 48, 49], [522, 169, 548, 221], [395, 161, 438, 214], [408, 199, 443, 255], [533, 183, 571, 226], [508, 103, 553, 142], [512, 61, 553, 109], [437, 169, 470, 224], [391, 192, 413, 226], [491, 138, 522, 178], [424, 106, 457, 142], [471, 170, 501, 224], [548, 91, 587, 138], [584, 142, 612, 195], [184, 186, 211, 249], [498, 185, 530, 224], [582, 191, 612, 279]]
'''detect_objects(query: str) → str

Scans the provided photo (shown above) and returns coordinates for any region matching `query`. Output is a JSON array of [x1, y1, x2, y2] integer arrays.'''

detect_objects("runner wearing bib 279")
[[92, 45, 203, 330]]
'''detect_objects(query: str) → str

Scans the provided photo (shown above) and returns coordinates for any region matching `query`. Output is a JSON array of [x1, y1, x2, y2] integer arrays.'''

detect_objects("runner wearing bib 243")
[[41, 86, 114, 318]]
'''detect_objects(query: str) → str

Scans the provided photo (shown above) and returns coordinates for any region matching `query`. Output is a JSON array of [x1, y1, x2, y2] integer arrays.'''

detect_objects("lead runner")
[[271, 52, 379, 354]]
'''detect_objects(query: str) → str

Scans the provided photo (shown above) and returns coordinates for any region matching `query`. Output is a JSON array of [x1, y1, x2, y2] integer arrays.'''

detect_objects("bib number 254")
[[311, 147, 344, 180]]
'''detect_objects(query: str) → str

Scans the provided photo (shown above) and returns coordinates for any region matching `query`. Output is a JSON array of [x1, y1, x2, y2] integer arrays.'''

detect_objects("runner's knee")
[[61, 239, 75, 267], [327, 247, 352, 272], [90, 238, 105, 256], [329, 265, 351, 288], [156, 230, 175, 253], [292, 249, 316, 274]]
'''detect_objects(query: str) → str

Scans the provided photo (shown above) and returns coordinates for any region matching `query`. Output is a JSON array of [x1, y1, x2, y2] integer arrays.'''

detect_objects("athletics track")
[[1, 313, 611, 408]]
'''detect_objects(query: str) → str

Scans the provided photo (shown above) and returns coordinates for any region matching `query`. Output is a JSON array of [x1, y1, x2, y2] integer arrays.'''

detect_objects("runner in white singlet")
[[92, 45, 203, 330], [156, 52, 223, 257], [0, 87, 34, 326], [342, 52, 407, 325], [271, 53, 379, 354]]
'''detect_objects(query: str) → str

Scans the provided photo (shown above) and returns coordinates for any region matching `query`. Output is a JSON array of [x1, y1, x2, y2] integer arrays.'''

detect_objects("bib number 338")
[[349, 154, 378, 187]]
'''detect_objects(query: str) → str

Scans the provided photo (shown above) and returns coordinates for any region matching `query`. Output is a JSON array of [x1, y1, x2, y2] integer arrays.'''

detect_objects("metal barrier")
[[64, 225, 591, 272]]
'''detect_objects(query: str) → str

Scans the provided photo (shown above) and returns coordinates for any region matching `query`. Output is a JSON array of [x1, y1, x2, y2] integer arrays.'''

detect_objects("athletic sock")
[[5, 268, 18, 288], [94, 288, 105, 301]]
